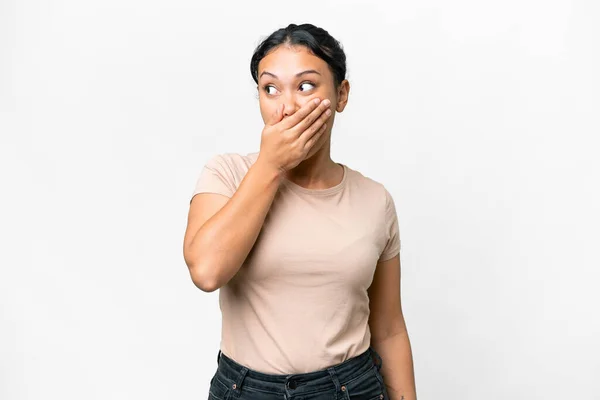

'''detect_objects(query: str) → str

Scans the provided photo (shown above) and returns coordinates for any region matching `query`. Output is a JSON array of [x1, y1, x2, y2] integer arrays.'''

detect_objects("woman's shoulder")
[[204, 150, 260, 173], [199, 151, 260, 192], [346, 164, 392, 199]]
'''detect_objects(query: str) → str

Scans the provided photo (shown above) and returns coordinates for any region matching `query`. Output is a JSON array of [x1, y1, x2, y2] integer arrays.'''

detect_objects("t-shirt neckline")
[[282, 163, 347, 196]]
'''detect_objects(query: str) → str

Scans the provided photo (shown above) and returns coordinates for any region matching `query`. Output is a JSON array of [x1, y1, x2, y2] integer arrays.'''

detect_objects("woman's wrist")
[[254, 156, 285, 183]]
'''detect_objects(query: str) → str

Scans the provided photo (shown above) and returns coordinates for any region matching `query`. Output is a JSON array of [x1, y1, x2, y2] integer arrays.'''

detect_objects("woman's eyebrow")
[[259, 69, 321, 80]]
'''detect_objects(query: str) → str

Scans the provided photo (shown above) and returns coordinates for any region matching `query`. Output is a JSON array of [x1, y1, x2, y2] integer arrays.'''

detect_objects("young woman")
[[183, 23, 417, 400]]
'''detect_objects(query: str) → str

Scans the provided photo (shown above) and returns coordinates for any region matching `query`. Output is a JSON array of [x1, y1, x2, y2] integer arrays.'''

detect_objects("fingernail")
[[314, 98, 321, 105]]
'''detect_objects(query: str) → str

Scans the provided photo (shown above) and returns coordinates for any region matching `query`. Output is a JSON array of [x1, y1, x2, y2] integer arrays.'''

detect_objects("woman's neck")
[[284, 148, 342, 190]]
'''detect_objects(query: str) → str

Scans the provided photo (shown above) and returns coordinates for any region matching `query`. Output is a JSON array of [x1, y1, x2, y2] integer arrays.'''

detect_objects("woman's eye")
[[263, 82, 315, 96], [299, 82, 315, 91]]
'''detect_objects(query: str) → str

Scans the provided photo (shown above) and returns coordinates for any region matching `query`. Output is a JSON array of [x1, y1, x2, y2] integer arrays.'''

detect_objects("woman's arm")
[[184, 97, 331, 291], [368, 254, 417, 400], [183, 158, 282, 292]]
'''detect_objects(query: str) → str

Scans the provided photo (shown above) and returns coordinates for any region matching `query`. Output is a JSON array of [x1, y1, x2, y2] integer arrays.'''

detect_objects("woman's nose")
[[282, 102, 298, 118], [281, 94, 304, 117]]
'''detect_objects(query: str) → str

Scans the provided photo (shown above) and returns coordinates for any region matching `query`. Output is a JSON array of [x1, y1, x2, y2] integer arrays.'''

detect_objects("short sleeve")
[[378, 188, 401, 262], [190, 154, 237, 202]]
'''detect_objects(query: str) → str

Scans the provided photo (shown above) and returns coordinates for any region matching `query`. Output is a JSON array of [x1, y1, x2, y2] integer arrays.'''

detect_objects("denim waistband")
[[214, 346, 383, 396]]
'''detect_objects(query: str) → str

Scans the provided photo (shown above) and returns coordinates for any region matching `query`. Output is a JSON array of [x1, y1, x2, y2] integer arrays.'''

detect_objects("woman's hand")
[[258, 98, 332, 173]]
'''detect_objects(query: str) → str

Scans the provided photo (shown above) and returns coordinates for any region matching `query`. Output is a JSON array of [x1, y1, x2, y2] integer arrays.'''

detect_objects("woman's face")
[[256, 45, 348, 150]]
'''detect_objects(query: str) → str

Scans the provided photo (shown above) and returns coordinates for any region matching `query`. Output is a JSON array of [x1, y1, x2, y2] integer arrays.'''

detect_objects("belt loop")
[[217, 349, 222, 365], [230, 366, 249, 399], [370, 346, 383, 371], [327, 367, 341, 400]]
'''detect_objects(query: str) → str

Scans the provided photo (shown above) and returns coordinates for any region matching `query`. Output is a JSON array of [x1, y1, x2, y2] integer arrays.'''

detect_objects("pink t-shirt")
[[191, 151, 401, 374]]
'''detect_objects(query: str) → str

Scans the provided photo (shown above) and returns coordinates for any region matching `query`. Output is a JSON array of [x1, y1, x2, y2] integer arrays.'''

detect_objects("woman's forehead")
[[258, 46, 327, 78]]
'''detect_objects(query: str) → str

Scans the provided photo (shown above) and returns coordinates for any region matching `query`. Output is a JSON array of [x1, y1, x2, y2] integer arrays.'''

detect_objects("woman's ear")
[[336, 80, 350, 112]]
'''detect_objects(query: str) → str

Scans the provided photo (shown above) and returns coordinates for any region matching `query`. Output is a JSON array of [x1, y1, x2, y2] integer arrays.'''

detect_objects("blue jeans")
[[208, 346, 390, 400]]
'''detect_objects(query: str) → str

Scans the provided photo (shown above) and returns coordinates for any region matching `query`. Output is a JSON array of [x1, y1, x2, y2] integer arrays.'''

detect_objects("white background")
[[1, 0, 599, 399]]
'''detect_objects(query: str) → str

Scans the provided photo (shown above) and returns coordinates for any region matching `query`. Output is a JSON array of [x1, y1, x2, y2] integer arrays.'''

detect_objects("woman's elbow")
[[187, 259, 219, 293]]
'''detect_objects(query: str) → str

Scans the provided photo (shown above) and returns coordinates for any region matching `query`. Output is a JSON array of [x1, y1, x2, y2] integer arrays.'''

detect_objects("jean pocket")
[[208, 374, 232, 400], [373, 367, 390, 400], [342, 365, 386, 400]]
